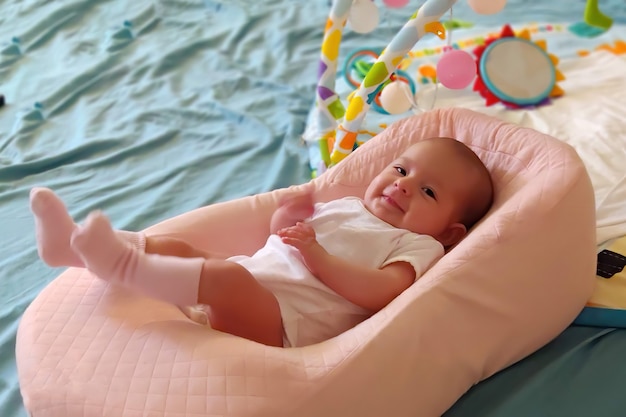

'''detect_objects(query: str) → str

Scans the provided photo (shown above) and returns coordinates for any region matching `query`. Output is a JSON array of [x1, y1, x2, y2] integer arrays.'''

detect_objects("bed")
[[2, 0, 626, 416]]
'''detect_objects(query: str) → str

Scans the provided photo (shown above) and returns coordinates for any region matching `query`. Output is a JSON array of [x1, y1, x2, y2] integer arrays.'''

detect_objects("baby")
[[30, 137, 493, 348]]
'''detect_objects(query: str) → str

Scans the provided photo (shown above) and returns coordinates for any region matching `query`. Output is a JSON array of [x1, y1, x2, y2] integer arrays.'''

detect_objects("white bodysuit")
[[228, 197, 444, 347]]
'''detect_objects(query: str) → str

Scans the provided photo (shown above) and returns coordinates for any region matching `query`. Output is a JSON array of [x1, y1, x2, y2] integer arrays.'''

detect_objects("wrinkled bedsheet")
[[2, 1, 626, 416]]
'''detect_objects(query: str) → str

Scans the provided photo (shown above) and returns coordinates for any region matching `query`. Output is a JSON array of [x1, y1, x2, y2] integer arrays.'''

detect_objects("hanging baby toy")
[[309, 0, 457, 171], [307, 0, 515, 175]]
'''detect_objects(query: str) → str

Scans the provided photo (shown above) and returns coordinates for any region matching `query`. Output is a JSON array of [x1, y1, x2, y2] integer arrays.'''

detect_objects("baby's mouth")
[[381, 194, 404, 212]]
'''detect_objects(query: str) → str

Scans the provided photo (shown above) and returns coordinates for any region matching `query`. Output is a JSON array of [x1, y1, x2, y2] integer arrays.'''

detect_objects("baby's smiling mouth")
[[381, 194, 404, 212]]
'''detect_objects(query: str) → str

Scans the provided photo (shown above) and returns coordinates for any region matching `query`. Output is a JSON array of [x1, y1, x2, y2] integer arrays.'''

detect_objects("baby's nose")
[[394, 179, 409, 195]]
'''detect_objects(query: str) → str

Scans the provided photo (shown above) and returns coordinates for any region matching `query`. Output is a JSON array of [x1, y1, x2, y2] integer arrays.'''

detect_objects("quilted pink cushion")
[[16, 108, 596, 417]]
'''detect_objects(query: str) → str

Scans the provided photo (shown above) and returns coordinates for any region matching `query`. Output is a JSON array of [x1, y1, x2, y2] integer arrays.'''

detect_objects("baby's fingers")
[[293, 222, 316, 237], [279, 236, 302, 249], [278, 227, 308, 240]]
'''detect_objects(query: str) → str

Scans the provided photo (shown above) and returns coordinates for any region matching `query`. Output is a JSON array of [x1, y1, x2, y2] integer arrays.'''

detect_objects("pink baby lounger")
[[16, 107, 596, 417]]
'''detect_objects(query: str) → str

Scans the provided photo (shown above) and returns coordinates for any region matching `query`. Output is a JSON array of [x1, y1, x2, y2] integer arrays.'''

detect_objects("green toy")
[[584, 0, 613, 30]]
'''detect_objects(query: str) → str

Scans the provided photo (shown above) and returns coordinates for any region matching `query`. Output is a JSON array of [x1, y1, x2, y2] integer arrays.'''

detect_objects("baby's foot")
[[30, 187, 84, 267], [70, 211, 131, 280], [72, 210, 202, 306]]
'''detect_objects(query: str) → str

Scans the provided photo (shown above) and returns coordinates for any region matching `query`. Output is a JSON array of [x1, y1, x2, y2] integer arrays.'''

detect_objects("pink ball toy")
[[383, 0, 410, 8], [436, 49, 476, 90], [468, 0, 507, 15]]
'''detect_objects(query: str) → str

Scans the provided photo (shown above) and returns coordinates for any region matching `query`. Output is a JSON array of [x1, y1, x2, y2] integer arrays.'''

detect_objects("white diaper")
[[179, 303, 310, 348]]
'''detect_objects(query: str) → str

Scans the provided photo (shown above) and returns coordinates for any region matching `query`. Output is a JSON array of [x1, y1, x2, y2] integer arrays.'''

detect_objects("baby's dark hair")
[[430, 137, 494, 229]]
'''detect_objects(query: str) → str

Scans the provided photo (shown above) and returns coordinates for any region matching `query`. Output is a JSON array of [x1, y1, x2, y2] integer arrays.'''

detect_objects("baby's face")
[[363, 140, 476, 241]]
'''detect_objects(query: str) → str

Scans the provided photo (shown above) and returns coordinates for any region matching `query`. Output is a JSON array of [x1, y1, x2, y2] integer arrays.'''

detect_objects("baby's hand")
[[270, 187, 315, 235], [278, 189, 315, 220], [277, 222, 326, 275]]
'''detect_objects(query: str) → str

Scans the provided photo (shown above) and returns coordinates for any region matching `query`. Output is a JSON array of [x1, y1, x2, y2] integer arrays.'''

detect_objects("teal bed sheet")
[[1, 1, 625, 417], [446, 327, 626, 417]]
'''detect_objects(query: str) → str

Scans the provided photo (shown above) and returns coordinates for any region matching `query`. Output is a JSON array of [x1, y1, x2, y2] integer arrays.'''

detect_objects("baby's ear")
[[436, 223, 467, 247]]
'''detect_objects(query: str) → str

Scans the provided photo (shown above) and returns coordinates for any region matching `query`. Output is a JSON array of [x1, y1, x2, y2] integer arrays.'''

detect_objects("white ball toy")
[[348, 0, 380, 34], [380, 81, 414, 114]]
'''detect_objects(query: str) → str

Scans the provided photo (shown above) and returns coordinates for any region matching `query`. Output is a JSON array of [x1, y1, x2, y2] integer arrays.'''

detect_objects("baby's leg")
[[70, 211, 202, 306], [71, 211, 283, 346], [145, 235, 222, 259], [30, 187, 144, 267], [199, 260, 283, 347]]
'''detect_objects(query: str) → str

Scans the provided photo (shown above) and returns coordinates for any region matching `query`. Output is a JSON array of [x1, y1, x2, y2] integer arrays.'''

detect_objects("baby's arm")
[[269, 187, 315, 235], [278, 223, 415, 313]]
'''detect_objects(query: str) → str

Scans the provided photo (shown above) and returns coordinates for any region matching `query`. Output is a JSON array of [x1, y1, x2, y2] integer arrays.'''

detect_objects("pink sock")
[[30, 187, 146, 267], [70, 211, 203, 307]]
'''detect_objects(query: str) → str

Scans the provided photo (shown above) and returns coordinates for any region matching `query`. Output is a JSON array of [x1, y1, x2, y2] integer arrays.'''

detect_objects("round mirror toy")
[[479, 37, 555, 106]]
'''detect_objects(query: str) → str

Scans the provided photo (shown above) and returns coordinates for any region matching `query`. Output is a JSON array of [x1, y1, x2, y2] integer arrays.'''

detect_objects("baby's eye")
[[422, 187, 436, 199], [395, 166, 407, 176]]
